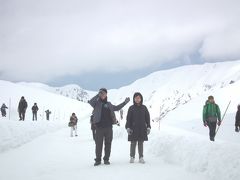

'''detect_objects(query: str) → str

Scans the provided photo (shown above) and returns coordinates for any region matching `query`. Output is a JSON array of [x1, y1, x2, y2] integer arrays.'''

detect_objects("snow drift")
[[148, 126, 240, 180]]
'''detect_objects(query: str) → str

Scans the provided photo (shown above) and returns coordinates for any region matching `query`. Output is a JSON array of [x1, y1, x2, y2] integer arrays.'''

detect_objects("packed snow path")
[[0, 120, 205, 180]]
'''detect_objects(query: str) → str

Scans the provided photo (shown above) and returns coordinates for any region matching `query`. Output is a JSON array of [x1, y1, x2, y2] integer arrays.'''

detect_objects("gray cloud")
[[1, 0, 240, 82]]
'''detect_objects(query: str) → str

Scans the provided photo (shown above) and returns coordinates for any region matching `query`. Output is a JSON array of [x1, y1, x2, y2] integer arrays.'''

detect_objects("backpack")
[[68, 121, 75, 127]]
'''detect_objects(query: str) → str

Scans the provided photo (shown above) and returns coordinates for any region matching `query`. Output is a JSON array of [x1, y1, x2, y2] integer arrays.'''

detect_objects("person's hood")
[[206, 100, 215, 105], [133, 92, 143, 105]]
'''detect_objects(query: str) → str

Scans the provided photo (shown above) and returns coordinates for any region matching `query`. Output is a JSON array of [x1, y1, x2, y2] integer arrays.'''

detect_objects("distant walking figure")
[[18, 96, 28, 121], [235, 105, 240, 132], [45, 110, 51, 120], [32, 103, 39, 121], [1, 103, 8, 117], [69, 113, 78, 137], [202, 96, 221, 141]]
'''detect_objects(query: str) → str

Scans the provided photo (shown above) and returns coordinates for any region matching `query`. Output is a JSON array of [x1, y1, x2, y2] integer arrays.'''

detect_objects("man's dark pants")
[[95, 127, 113, 162], [208, 122, 217, 141]]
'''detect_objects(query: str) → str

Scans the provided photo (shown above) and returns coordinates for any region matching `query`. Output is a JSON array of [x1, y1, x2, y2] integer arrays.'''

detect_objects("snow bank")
[[0, 119, 66, 153], [148, 127, 240, 180]]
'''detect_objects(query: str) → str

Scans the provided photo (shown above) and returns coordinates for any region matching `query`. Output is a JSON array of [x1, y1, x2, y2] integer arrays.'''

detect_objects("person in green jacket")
[[202, 96, 221, 141]]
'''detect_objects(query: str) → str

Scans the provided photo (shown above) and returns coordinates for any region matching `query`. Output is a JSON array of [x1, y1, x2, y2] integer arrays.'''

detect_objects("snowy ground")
[[0, 119, 207, 180]]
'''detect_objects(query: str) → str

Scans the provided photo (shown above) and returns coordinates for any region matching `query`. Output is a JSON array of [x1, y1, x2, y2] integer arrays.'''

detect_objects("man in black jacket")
[[18, 96, 28, 121], [235, 105, 240, 132], [32, 103, 39, 121], [89, 88, 130, 166]]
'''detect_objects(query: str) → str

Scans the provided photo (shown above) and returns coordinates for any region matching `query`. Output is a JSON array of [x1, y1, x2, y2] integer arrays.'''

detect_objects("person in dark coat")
[[235, 105, 240, 132], [1, 103, 8, 117], [18, 96, 28, 121], [45, 110, 51, 120], [90, 114, 96, 141], [32, 103, 39, 121], [89, 88, 130, 166], [125, 92, 151, 164]]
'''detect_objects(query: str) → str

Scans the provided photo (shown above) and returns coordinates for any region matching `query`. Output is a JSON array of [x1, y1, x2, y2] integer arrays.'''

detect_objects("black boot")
[[104, 160, 110, 165], [94, 158, 101, 166], [94, 161, 101, 166], [235, 126, 239, 132], [210, 137, 215, 141]]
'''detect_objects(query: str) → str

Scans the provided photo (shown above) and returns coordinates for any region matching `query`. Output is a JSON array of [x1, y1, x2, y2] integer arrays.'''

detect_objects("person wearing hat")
[[18, 96, 28, 121], [89, 88, 130, 166], [202, 96, 221, 141], [125, 92, 151, 164], [32, 103, 39, 121], [235, 105, 240, 132]]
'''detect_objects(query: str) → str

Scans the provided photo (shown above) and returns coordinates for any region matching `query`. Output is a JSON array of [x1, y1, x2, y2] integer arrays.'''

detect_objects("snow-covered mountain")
[[18, 82, 96, 103], [16, 60, 240, 124], [107, 60, 240, 122], [18, 60, 240, 123]]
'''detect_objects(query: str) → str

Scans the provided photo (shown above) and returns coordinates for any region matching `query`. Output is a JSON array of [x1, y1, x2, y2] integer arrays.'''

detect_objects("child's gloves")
[[127, 128, 133, 135], [147, 128, 151, 135]]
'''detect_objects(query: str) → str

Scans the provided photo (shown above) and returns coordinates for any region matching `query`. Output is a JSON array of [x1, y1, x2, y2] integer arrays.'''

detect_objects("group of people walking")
[[17, 96, 52, 121], [0, 96, 52, 121]]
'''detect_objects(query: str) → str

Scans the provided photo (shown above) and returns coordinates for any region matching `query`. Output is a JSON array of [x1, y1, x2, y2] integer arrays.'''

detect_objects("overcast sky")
[[1, 0, 240, 90]]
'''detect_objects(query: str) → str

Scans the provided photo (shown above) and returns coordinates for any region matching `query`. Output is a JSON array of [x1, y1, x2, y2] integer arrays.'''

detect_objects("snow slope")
[[18, 60, 240, 123], [106, 60, 240, 121]]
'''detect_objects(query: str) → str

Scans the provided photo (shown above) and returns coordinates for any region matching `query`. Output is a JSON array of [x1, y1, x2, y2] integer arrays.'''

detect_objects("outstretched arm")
[[112, 102, 126, 111], [112, 97, 130, 111]]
